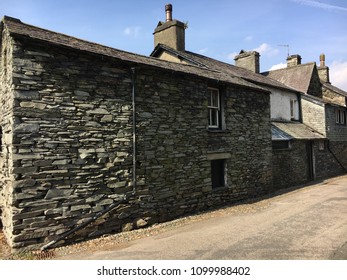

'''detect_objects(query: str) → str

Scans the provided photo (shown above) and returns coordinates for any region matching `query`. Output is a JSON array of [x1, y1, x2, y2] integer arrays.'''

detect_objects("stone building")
[[1, 4, 346, 251], [0, 15, 273, 250], [150, 5, 343, 189], [264, 54, 347, 179]]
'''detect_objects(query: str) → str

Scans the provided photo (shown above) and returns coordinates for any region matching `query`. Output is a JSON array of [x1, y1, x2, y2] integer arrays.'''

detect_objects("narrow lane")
[[56, 175, 347, 260]]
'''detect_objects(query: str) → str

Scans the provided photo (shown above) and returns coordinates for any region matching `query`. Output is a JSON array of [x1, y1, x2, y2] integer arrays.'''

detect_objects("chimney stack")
[[287, 54, 301, 67], [234, 50, 260, 73], [165, 4, 172, 22], [153, 4, 186, 51], [318, 53, 330, 83], [319, 53, 325, 67]]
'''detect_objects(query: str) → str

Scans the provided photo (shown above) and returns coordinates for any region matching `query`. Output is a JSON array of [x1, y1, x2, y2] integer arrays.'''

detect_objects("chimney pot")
[[318, 53, 330, 83], [320, 53, 326, 67], [165, 4, 173, 22]]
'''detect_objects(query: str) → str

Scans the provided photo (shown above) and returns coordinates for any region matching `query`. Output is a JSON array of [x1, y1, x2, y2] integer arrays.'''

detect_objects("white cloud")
[[198, 48, 209, 54], [244, 36, 253, 42], [330, 60, 347, 92], [227, 52, 238, 61], [253, 43, 279, 57], [123, 26, 141, 38], [292, 0, 347, 13], [269, 63, 287, 71]]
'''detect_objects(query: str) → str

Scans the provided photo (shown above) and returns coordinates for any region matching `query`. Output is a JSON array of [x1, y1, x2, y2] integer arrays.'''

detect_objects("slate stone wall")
[[0, 30, 16, 246], [272, 139, 346, 189], [0, 36, 273, 249], [326, 104, 347, 141], [272, 140, 311, 189], [314, 141, 346, 179]]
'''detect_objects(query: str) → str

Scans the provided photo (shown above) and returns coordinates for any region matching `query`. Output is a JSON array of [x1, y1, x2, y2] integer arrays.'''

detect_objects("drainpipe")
[[41, 67, 138, 251], [130, 67, 137, 196]]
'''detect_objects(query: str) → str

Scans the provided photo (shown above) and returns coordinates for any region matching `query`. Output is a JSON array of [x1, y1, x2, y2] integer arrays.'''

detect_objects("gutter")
[[41, 67, 138, 251]]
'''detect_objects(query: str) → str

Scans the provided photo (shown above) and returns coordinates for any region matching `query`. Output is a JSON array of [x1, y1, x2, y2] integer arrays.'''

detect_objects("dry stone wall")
[[0, 29, 16, 244], [0, 35, 273, 250]]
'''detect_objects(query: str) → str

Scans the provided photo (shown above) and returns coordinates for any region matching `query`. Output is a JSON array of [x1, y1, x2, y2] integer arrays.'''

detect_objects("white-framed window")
[[208, 88, 220, 129], [335, 109, 346, 125], [290, 99, 297, 119]]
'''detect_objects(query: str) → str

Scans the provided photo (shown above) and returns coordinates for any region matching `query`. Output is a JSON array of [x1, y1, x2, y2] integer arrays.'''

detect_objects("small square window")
[[272, 140, 291, 150], [211, 159, 225, 189]]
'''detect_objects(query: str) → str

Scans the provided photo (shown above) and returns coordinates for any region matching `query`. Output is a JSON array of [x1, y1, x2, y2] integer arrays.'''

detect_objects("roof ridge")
[[264, 62, 316, 74], [2, 15, 160, 62], [2, 16, 268, 93]]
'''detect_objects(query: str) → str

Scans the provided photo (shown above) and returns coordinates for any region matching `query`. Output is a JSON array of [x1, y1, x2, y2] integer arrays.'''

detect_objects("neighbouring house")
[[0, 15, 273, 250], [263, 53, 347, 177], [151, 5, 340, 189]]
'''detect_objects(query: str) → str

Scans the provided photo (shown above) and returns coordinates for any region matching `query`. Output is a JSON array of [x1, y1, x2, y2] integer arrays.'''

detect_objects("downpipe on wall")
[[40, 67, 138, 251]]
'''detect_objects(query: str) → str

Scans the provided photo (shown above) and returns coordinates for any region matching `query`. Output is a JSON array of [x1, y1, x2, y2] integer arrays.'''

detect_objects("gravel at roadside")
[[1, 196, 271, 260]]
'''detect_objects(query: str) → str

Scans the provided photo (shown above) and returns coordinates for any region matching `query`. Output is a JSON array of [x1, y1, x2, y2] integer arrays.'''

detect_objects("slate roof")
[[262, 63, 316, 94], [0, 16, 267, 93], [151, 44, 301, 94], [323, 82, 347, 97], [272, 121, 325, 140]]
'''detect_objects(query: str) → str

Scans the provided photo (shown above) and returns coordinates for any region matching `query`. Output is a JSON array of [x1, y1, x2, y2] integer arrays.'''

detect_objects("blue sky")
[[1, 0, 347, 90]]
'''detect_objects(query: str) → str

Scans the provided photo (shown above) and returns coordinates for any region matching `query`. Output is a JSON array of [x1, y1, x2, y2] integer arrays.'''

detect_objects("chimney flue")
[[287, 54, 301, 67], [320, 53, 326, 67], [165, 4, 173, 22], [318, 53, 330, 83]]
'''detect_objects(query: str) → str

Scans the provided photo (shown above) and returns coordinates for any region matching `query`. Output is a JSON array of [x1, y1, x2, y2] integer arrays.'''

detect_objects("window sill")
[[211, 185, 230, 192], [208, 129, 229, 133]]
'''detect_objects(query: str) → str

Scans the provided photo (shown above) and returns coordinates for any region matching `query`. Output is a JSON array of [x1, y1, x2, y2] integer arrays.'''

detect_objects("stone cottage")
[[151, 5, 344, 189], [0, 15, 273, 250], [264, 54, 347, 178]]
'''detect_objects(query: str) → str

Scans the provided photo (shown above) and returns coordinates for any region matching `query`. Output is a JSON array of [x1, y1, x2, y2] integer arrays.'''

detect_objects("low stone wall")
[[272, 139, 346, 190], [327, 141, 347, 171]]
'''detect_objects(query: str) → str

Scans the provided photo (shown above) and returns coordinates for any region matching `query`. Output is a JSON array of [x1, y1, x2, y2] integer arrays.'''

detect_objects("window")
[[208, 88, 221, 129], [272, 140, 291, 150], [335, 109, 346, 125], [211, 159, 225, 189], [290, 99, 297, 119]]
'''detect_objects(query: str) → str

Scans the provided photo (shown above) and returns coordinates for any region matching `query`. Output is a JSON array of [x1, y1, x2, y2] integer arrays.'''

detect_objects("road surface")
[[55, 175, 347, 260]]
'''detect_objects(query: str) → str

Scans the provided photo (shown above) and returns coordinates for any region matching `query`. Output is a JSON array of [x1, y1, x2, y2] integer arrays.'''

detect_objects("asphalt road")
[[57, 175, 347, 260]]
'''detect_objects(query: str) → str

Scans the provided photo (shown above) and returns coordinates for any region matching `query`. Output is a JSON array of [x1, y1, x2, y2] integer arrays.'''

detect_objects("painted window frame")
[[290, 99, 297, 119], [208, 88, 221, 129], [335, 109, 346, 125]]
